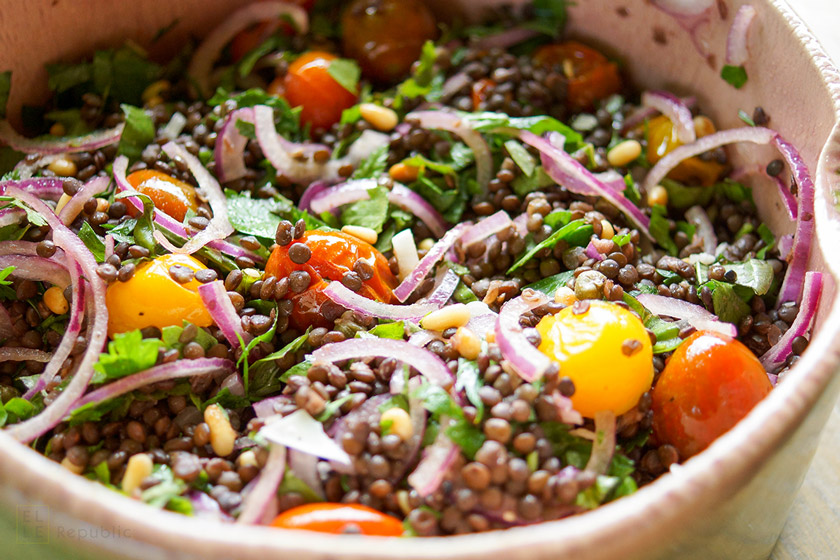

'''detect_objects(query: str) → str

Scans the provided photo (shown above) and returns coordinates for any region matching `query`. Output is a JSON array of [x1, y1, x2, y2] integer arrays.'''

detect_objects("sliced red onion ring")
[[636, 293, 737, 337], [473, 26, 541, 51], [104, 234, 115, 261], [288, 449, 325, 500], [312, 337, 453, 387], [215, 108, 255, 183], [253, 395, 293, 419], [553, 391, 584, 426], [621, 97, 697, 136], [684, 205, 717, 253], [58, 176, 110, 225], [496, 289, 554, 382], [394, 224, 469, 302], [407, 425, 459, 498], [1, 185, 108, 443], [390, 391, 428, 482], [761, 271, 822, 371], [518, 130, 652, 236], [642, 91, 696, 144], [188, 2, 308, 98], [260, 409, 351, 465], [1, 177, 65, 200], [236, 444, 286, 525], [198, 281, 250, 349], [308, 179, 448, 238], [726, 5, 758, 66], [460, 210, 512, 249], [297, 181, 329, 213], [189, 491, 234, 523], [74, 358, 234, 409], [778, 234, 794, 261], [0, 240, 62, 258], [585, 241, 605, 262], [593, 170, 628, 193], [407, 330, 437, 349], [0, 120, 124, 155], [651, 0, 716, 57], [441, 72, 471, 100], [0, 348, 53, 362], [0, 254, 70, 288], [406, 110, 493, 191], [324, 283, 436, 322], [584, 410, 616, 475]]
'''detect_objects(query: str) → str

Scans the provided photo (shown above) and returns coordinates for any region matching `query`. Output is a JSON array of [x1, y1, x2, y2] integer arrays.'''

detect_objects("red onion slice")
[[473, 27, 541, 51], [0, 254, 70, 288], [189, 491, 234, 523], [298, 181, 329, 213], [585, 241, 605, 262], [584, 410, 616, 475], [778, 234, 794, 261], [495, 289, 554, 382], [58, 176, 110, 225], [441, 72, 471, 101], [726, 5, 758, 66], [188, 2, 308, 98], [1, 177, 65, 200], [641, 91, 696, 144], [215, 107, 255, 183], [406, 110, 493, 191], [636, 293, 738, 337], [407, 425, 459, 498], [253, 395, 293, 419], [288, 449, 325, 500], [236, 444, 286, 525], [761, 271, 822, 371], [0, 120, 124, 155], [651, 0, 716, 57], [621, 97, 697, 136], [394, 224, 469, 302], [260, 409, 352, 465], [198, 280, 250, 349], [460, 210, 512, 249], [312, 337, 453, 387], [684, 205, 717, 253]]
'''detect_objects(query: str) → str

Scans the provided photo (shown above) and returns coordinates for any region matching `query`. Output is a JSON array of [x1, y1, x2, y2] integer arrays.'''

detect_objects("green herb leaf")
[[225, 190, 283, 240], [352, 145, 389, 180], [724, 259, 774, 296], [456, 359, 484, 422], [504, 139, 536, 177], [327, 58, 361, 95], [367, 321, 406, 340], [0, 196, 47, 227], [92, 330, 161, 384], [508, 219, 592, 273], [649, 204, 677, 256], [721, 65, 748, 89], [259, 328, 311, 363], [462, 112, 584, 151], [78, 222, 107, 263], [525, 270, 575, 295], [340, 185, 389, 233], [756, 223, 775, 259], [210, 88, 301, 140], [117, 104, 155, 162], [702, 280, 752, 324], [396, 41, 443, 104], [141, 464, 189, 512], [738, 109, 756, 127], [511, 166, 554, 197], [661, 178, 714, 210]]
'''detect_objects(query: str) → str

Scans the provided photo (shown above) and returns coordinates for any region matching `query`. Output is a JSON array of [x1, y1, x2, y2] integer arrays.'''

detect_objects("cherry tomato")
[[471, 78, 503, 111], [536, 300, 653, 418], [229, 0, 316, 62], [126, 170, 198, 222], [106, 254, 212, 336], [278, 51, 359, 131], [271, 503, 404, 536], [651, 330, 772, 459], [265, 230, 397, 330], [533, 41, 622, 110], [646, 115, 725, 187], [341, 0, 438, 83]]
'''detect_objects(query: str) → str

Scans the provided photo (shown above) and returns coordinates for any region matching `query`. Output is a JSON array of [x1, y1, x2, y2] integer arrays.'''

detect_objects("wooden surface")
[[770, 4, 840, 558]]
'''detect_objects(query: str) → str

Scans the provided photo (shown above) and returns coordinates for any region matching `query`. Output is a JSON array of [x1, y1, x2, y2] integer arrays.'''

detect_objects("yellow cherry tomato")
[[106, 254, 213, 336], [646, 115, 725, 187], [536, 300, 653, 418]]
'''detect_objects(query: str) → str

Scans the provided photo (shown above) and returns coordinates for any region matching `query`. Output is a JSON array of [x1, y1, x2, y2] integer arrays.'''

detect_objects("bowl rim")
[[3, 0, 840, 558]]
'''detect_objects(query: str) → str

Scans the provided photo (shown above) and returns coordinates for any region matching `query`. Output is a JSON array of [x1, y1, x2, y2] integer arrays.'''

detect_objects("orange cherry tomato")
[[341, 0, 438, 83], [265, 230, 397, 330], [533, 41, 622, 110], [126, 170, 198, 223], [646, 115, 725, 187], [651, 331, 772, 459], [271, 503, 404, 536], [280, 51, 359, 131]]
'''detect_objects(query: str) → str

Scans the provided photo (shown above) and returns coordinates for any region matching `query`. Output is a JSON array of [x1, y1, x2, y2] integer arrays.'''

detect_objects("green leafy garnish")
[[117, 104, 155, 162], [456, 359, 484, 422], [366, 321, 406, 340], [78, 222, 107, 263], [327, 58, 361, 95], [0, 265, 17, 300], [412, 382, 484, 458], [525, 270, 575, 295], [396, 41, 443, 105], [508, 219, 592, 273], [721, 65, 748, 89], [225, 190, 283, 240], [92, 330, 161, 384], [352, 145, 389, 180], [340, 185, 389, 233], [649, 204, 677, 256], [140, 464, 191, 514], [701, 280, 751, 324]]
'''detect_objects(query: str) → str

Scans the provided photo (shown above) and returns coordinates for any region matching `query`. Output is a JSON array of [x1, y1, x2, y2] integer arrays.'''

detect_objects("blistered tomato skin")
[[280, 51, 358, 131], [271, 503, 404, 536], [341, 0, 437, 83], [533, 41, 622, 110], [106, 254, 212, 336], [126, 170, 199, 222], [265, 230, 397, 330], [536, 300, 653, 418], [651, 331, 772, 459]]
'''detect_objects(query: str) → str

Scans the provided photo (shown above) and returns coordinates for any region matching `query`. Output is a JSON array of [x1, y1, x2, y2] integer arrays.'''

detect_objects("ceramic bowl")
[[1, 1, 839, 559]]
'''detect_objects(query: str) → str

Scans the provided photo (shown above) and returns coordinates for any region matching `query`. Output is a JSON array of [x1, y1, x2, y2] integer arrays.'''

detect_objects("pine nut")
[[43, 286, 69, 315], [122, 453, 153, 494], [55, 193, 72, 214], [359, 103, 399, 132], [647, 184, 669, 207], [61, 457, 85, 475], [693, 115, 716, 138], [96, 198, 110, 213], [600, 220, 615, 240], [421, 304, 471, 332], [237, 450, 259, 469], [606, 140, 642, 168], [341, 225, 378, 245], [555, 286, 577, 306], [418, 238, 435, 252], [452, 326, 481, 360], [389, 162, 420, 183], [48, 156, 77, 177], [204, 404, 237, 457], [381, 407, 413, 441]]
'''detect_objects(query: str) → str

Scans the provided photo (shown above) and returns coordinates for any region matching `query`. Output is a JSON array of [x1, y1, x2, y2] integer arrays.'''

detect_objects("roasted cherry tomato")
[[265, 230, 397, 330], [651, 330, 772, 459], [276, 51, 359, 131], [106, 254, 212, 336], [533, 41, 622, 110], [126, 170, 198, 222], [536, 300, 653, 418], [646, 115, 725, 187], [271, 503, 404, 536], [341, 0, 437, 83]]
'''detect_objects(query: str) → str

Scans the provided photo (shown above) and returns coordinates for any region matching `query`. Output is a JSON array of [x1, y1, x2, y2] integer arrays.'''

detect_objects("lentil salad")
[[0, 0, 822, 536]]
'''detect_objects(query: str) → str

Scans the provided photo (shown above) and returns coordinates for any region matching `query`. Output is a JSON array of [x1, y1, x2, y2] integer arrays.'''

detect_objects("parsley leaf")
[[92, 330, 161, 384], [367, 321, 406, 340], [117, 104, 155, 162], [701, 280, 752, 324], [525, 270, 575, 295], [78, 222, 107, 263], [225, 190, 283, 240], [396, 41, 443, 105], [352, 145, 389, 180], [508, 219, 592, 273], [327, 58, 361, 95], [649, 204, 677, 256], [0, 265, 16, 300], [721, 65, 748, 89], [340, 185, 389, 233], [209, 88, 302, 140]]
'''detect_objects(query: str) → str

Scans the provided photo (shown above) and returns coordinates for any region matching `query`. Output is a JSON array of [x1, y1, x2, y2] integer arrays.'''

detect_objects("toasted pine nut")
[[236, 450, 258, 469], [606, 140, 642, 168], [554, 286, 577, 306], [204, 404, 237, 457], [389, 162, 420, 183], [43, 286, 69, 315], [647, 184, 669, 207], [381, 407, 413, 441], [600, 220, 615, 240], [359, 103, 399, 131], [341, 225, 378, 245], [421, 304, 471, 332], [452, 326, 481, 360], [693, 115, 717, 138], [55, 193, 72, 214], [48, 156, 77, 177], [61, 457, 85, 475], [122, 453, 153, 494], [418, 238, 435, 252]]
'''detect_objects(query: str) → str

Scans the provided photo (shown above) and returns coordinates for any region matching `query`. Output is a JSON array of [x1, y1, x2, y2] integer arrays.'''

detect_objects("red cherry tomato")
[[341, 0, 438, 83], [651, 331, 773, 459], [277, 51, 359, 131], [265, 230, 397, 330], [126, 170, 198, 222], [533, 41, 622, 110], [270, 503, 404, 536]]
